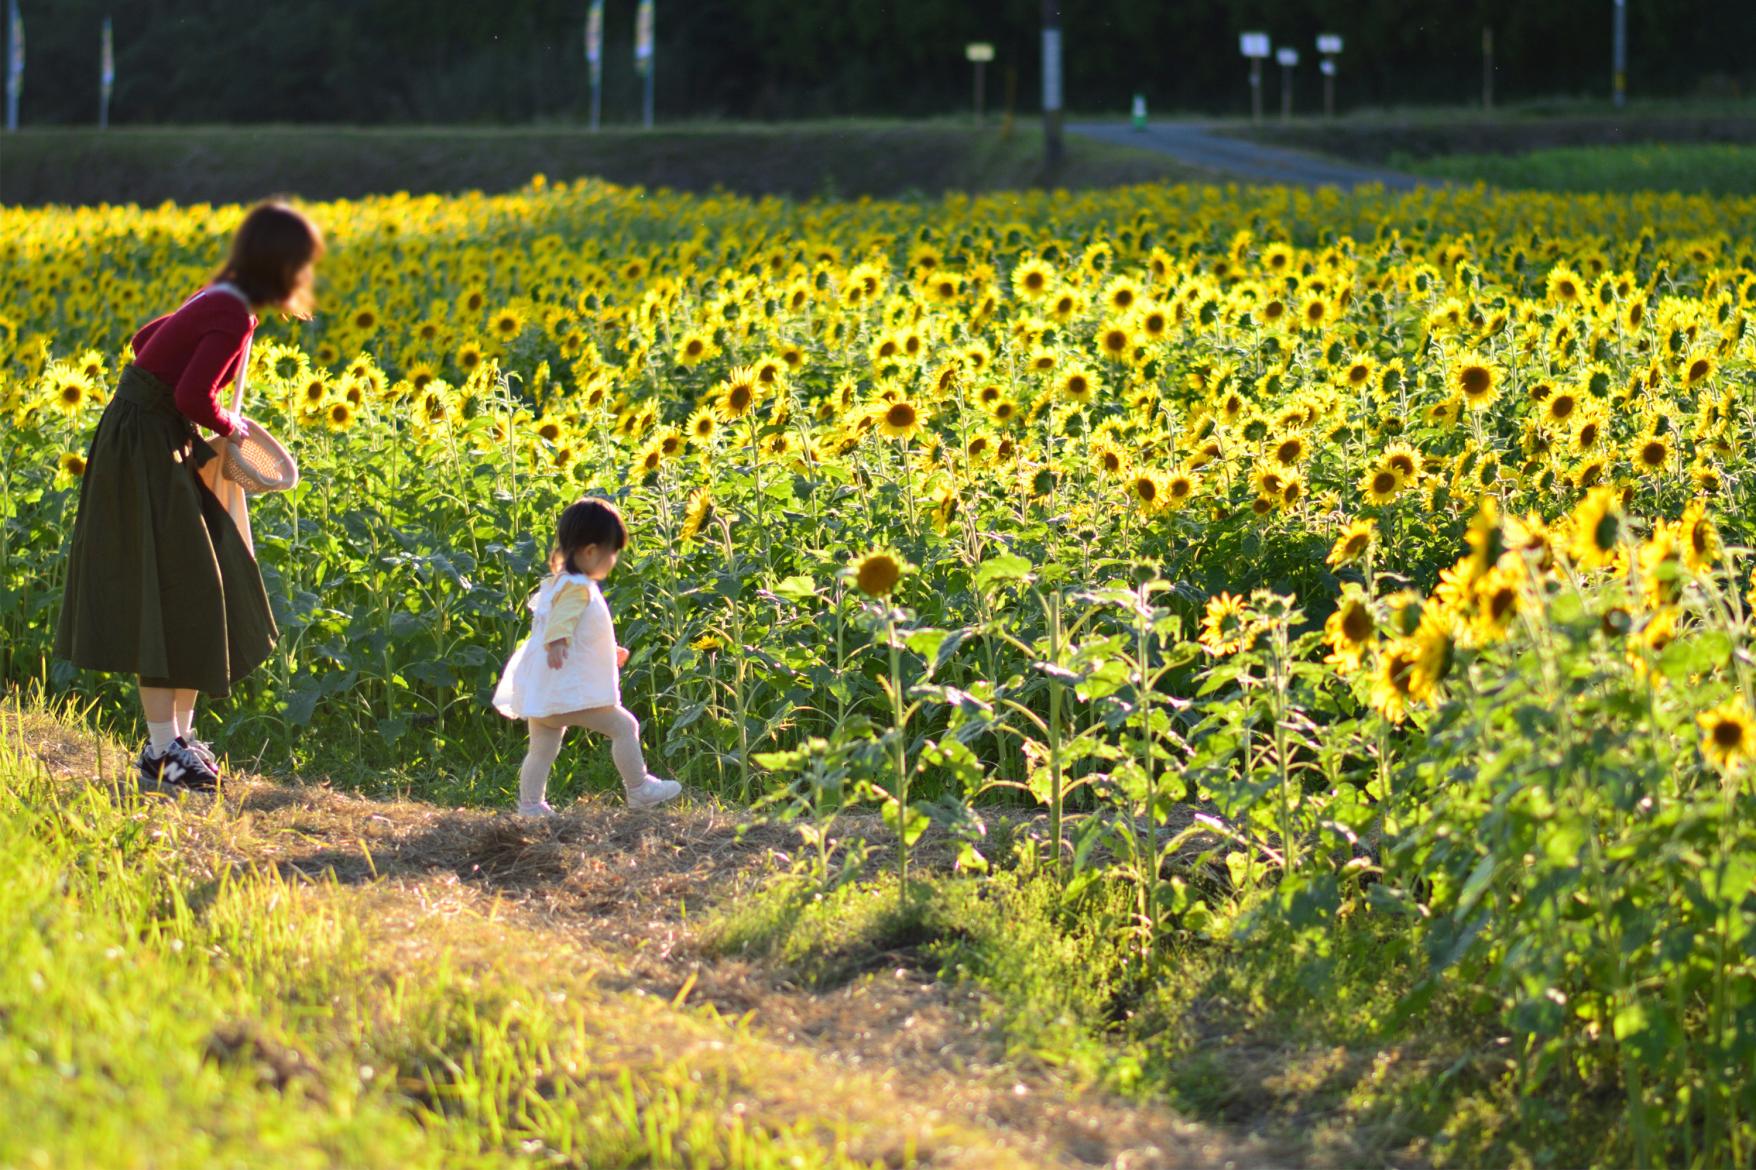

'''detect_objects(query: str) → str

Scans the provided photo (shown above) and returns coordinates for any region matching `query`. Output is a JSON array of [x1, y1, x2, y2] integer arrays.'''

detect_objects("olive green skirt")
[[54, 364, 277, 698]]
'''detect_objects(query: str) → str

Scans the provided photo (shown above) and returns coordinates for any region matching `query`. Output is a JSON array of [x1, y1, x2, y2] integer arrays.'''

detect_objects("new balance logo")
[[162, 758, 188, 783]]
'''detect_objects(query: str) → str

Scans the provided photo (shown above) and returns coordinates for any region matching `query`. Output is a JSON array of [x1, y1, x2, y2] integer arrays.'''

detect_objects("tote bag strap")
[[231, 330, 252, 416]]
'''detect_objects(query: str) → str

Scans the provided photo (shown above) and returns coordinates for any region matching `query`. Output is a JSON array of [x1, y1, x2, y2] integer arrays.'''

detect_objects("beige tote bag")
[[198, 330, 257, 558]]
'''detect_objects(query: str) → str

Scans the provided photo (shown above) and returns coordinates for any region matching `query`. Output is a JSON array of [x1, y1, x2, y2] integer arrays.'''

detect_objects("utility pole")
[[1042, 0, 1063, 175], [1612, 0, 1627, 109]]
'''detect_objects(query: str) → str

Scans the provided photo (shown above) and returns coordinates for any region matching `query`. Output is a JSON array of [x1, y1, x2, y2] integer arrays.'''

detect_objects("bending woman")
[[56, 201, 324, 791]]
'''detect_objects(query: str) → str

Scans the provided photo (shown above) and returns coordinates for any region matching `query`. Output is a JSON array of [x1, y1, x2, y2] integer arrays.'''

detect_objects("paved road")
[[1072, 121, 1433, 191]]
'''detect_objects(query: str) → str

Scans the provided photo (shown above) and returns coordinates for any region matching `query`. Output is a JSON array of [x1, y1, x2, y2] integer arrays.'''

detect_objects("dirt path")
[[1070, 121, 1433, 190], [21, 714, 1275, 1170]]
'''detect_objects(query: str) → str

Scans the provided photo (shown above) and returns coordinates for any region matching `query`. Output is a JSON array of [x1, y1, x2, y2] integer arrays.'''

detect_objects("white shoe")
[[516, 801, 557, 818], [626, 776, 681, 808]]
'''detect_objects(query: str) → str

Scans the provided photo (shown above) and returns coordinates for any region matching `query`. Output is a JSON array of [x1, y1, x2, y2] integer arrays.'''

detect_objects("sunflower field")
[[7, 175, 1756, 1161]]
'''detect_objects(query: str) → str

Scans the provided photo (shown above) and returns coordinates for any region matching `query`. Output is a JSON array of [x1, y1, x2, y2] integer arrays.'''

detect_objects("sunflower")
[[1450, 352, 1503, 411], [407, 361, 439, 391], [1545, 264, 1584, 304], [325, 400, 356, 431], [1011, 258, 1055, 300], [1165, 469, 1197, 507], [50, 371, 91, 413], [677, 329, 719, 366], [1057, 365, 1097, 406], [1380, 443, 1422, 486], [1633, 434, 1671, 475], [1326, 518, 1376, 568], [1370, 639, 1421, 724], [1136, 303, 1171, 341], [1361, 466, 1402, 506], [1682, 350, 1717, 388], [350, 303, 382, 333], [681, 488, 714, 542], [1407, 606, 1456, 702], [1129, 470, 1166, 514], [1569, 487, 1624, 571], [877, 398, 922, 440], [1092, 439, 1128, 478], [1340, 354, 1375, 390], [1270, 433, 1307, 467], [1544, 387, 1580, 427], [716, 368, 761, 420], [1472, 565, 1523, 644], [455, 341, 485, 374], [1638, 524, 1688, 609], [1323, 590, 1376, 671], [685, 406, 719, 445], [1199, 592, 1251, 657], [1679, 500, 1720, 572], [1047, 287, 1083, 322], [57, 451, 88, 480], [1700, 699, 1756, 770], [853, 550, 906, 598], [1096, 321, 1134, 363]]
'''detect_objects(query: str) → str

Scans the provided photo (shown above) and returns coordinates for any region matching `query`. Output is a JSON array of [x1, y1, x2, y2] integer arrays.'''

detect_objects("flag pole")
[[5, 0, 23, 133]]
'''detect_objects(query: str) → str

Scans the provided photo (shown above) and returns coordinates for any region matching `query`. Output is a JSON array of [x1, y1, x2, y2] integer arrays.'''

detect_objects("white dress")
[[492, 573, 620, 719]]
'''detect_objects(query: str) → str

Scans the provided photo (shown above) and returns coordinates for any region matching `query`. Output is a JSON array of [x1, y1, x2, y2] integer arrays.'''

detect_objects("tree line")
[[10, 0, 1753, 126]]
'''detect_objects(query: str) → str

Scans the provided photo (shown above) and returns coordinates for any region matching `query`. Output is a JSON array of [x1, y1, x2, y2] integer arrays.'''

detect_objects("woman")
[[56, 201, 324, 791]]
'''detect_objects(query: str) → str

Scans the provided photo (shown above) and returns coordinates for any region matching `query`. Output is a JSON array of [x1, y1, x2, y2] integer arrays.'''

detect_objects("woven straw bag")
[[216, 327, 299, 494]]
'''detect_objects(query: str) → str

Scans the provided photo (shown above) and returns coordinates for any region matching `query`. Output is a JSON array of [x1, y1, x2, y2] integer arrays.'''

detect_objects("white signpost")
[[1275, 46, 1298, 121], [1239, 31, 1269, 122], [966, 41, 993, 123], [586, 0, 603, 131], [1316, 33, 1341, 117]]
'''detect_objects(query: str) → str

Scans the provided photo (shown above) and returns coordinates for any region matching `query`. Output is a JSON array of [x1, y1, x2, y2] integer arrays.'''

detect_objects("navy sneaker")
[[137, 738, 221, 792], [182, 736, 221, 773]]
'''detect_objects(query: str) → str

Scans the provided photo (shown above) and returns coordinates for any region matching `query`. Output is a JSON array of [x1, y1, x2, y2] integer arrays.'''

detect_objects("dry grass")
[[7, 704, 1273, 1170]]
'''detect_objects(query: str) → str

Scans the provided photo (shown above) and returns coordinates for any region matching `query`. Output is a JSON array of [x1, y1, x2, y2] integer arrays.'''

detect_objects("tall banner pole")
[[5, 0, 22, 133], [635, 0, 654, 129], [1612, 0, 1627, 109], [1040, 0, 1062, 175], [586, 0, 602, 131], [100, 15, 114, 129]]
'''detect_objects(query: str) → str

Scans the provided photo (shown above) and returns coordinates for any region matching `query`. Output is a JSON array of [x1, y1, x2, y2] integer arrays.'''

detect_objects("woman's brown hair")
[[213, 201, 324, 319]]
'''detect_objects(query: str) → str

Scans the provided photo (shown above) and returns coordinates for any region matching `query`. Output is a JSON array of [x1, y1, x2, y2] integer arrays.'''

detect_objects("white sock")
[[147, 720, 178, 755]]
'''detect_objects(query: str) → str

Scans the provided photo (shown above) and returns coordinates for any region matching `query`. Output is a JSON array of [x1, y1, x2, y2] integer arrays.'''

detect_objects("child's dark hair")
[[551, 497, 628, 575]]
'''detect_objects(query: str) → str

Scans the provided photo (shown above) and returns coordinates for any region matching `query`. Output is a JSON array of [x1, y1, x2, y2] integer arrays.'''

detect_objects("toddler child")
[[493, 497, 681, 816]]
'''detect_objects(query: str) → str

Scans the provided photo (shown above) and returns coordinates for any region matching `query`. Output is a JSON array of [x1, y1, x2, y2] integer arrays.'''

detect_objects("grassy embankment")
[[3, 698, 1608, 1169], [0, 121, 1220, 207], [1394, 142, 1756, 195]]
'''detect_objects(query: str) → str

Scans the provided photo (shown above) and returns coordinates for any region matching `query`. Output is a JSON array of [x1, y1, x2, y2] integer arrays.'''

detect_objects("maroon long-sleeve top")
[[131, 287, 257, 438]]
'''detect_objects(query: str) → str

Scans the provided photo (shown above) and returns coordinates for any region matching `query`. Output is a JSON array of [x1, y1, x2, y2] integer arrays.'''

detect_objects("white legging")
[[519, 704, 648, 807]]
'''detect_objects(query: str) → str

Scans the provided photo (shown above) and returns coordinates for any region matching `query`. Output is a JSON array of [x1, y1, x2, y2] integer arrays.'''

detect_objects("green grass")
[[1238, 105, 1756, 168], [705, 867, 1621, 1167], [1397, 142, 1756, 194], [0, 121, 1218, 207], [0, 709, 892, 1170]]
